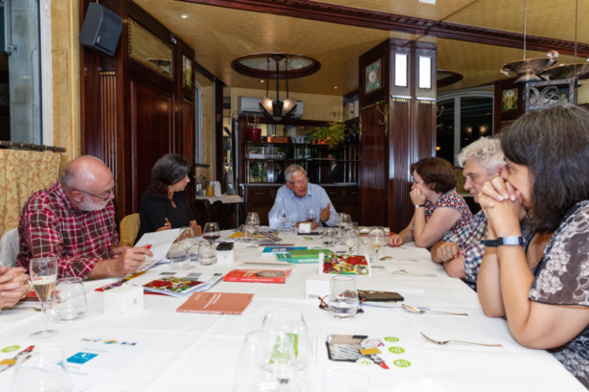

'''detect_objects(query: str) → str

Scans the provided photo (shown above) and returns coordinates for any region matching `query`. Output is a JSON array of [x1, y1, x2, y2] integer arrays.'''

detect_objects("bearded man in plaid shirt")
[[430, 138, 505, 290], [17, 156, 152, 280]]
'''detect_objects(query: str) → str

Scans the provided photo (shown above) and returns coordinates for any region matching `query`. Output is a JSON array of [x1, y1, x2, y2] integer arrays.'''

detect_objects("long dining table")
[[0, 229, 585, 391]]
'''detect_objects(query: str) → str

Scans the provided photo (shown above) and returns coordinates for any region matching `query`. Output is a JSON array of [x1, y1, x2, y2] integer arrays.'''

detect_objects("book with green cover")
[[276, 249, 333, 264]]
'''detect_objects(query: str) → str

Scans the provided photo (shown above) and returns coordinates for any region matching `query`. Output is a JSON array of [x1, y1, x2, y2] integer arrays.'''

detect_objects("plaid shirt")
[[16, 182, 119, 279], [442, 210, 488, 289]]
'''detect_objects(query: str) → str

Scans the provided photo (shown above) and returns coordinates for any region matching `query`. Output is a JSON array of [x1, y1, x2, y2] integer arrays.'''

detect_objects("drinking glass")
[[242, 222, 256, 243], [11, 348, 72, 392], [167, 242, 190, 270], [198, 241, 217, 266], [233, 328, 296, 392], [51, 277, 87, 323], [341, 226, 359, 254], [322, 368, 369, 392], [261, 309, 311, 374], [203, 222, 221, 245], [306, 208, 317, 223], [367, 226, 387, 262], [324, 275, 359, 320], [340, 213, 352, 228], [277, 209, 288, 229], [29, 256, 58, 339], [246, 212, 260, 230], [322, 227, 338, 247]]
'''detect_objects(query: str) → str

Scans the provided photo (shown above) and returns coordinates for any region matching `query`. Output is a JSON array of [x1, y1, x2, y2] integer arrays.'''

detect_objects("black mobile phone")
[[216, 242, 234, 251], [297, 232, 320, 236], [358, 290, 404, 302]]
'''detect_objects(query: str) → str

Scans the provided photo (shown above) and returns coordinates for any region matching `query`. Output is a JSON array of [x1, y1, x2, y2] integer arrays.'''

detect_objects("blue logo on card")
[[67, 352, 98, 364]]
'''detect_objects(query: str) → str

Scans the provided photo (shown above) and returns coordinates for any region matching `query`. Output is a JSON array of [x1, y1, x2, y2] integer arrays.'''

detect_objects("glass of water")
[[51, 277, 87, 323], [325, 275, 359, 320]]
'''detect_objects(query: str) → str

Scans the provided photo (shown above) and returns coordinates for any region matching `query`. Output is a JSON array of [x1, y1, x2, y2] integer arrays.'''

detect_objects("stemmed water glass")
[[246, 212, 260, 231], [29, 256, 58, 339], [11, 348, 72, 392], [277, 209, 288, 229], [233, 329, 297, 392], [367, 227, 387, 263], [261, 308, 311, 390], [340, 213, 352, 228]]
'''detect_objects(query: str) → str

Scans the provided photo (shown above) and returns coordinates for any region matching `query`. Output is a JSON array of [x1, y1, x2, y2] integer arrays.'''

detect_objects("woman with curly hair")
[[135, 154, 201, 243], [388, 157, 472, 248]]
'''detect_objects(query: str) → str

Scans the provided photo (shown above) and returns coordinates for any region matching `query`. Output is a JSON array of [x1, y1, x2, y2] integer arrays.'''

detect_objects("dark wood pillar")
[[359, 39, 437, 233]]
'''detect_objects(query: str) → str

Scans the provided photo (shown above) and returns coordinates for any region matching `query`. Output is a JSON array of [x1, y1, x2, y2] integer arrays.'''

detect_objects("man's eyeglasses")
[[74, 183, 116, 201], [287, 177, 309, 186]]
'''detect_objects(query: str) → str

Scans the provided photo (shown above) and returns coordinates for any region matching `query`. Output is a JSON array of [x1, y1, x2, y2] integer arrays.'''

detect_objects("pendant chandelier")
[[500, 0, 558, 83], [260, 54, 297, 122]]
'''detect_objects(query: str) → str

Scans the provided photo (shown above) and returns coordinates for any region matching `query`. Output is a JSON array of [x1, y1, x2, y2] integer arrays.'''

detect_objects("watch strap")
[[498, 236, 524, 246], [483, 239, 498, 248], [414, 204, 426, 209]]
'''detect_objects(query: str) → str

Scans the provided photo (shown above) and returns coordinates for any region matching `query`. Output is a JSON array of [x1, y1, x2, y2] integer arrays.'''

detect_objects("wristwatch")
[[414, 204, 426, 209], [483, 236, 524, 247]]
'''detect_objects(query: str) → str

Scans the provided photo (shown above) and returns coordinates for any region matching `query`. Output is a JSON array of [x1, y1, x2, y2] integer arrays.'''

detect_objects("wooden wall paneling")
[[413, 42, 437, 160], [359, 105, 388, 227], [130, 79, 174, 212], [388, 98, 411, 234], [182, 98, 196, 203]]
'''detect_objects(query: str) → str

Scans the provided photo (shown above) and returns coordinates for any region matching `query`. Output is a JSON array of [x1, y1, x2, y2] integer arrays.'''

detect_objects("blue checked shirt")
[[442, 210, 488, 289]]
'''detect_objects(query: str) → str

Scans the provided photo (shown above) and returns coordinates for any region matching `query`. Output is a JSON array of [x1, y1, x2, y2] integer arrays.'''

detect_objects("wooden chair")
[[120, 213, 140, 246]]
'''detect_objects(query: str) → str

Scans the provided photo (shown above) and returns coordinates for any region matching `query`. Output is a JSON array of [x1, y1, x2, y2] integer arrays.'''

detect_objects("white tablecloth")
[[0, 231, 584, 391]]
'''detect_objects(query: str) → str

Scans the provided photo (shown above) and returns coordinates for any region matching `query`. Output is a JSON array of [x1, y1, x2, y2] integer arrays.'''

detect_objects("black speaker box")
[[79, 3, 122, 56]]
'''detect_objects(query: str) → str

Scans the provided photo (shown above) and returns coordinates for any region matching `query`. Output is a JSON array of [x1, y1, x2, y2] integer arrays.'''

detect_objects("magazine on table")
[[128, 271, 224, 298]]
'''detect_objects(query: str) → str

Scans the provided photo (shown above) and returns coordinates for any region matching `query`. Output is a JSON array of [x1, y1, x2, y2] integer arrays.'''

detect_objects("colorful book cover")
[[143, 275, 213, 298], [223, 269, 292, 284], [176, 292, 254, 315], [262, 246, 307, 257], [276, 249, 333, 264], [319, 254, 371, 277]]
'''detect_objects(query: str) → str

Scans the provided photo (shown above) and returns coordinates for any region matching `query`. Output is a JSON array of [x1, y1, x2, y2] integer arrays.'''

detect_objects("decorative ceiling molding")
[[178, 0, 589, 57]]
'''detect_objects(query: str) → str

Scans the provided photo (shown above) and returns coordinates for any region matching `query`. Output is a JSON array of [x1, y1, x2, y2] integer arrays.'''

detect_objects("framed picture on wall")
[[183, 55, 193, 89], [501, 88, 518, 112], [365, 59, 382, 94]]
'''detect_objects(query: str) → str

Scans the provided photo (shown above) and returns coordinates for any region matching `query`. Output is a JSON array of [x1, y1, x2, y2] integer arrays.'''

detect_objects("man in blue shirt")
[[268, 165, 338, 229], [430, 137, 504, 289]]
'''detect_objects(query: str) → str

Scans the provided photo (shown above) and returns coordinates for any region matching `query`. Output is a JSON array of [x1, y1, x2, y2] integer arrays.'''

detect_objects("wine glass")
[[29, 256, 58, 339], [202, 222, 221, 245], [340, 213, 352, 229], [277, 209, 288, 229], [261, 309, 311, 377], [367, 227, 387, 262], [233, 329, 296, 392], [306, 208, 317, 223], [11, 348, 72, 392], [246, 212, 260, 228]]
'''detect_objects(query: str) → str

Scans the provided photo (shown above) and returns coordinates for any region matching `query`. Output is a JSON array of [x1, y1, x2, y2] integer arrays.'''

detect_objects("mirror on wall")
[[128, 19, 173, 79]]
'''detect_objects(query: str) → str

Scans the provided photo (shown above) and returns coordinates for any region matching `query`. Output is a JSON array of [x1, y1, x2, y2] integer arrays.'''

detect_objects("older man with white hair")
[[430, 137, 505, 289]]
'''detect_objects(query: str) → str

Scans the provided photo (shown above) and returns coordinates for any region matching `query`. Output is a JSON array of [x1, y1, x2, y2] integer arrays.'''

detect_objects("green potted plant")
[[313, 113, 347, 146]]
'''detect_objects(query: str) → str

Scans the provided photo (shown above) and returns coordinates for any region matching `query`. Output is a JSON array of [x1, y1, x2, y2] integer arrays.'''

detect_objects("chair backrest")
[[0, 228, 20, 268], [120, 213, 140, 247]]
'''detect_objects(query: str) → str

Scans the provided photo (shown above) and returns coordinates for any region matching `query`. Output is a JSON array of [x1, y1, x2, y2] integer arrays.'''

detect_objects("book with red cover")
[[223, 269, 292, 284], [176, 292, 254, 315]]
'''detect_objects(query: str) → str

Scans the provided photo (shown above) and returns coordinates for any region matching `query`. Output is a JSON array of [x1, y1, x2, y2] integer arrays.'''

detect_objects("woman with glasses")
[[388, 157, 472, 248], [136, 154, 202, 243], [477, 105, 589, 387]]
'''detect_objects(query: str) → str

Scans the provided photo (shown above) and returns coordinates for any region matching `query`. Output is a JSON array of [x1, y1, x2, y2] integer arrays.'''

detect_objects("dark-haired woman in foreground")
[[388, 157, 472, 248], [477, 105, 589, 387], [135, 154, 201, 243]]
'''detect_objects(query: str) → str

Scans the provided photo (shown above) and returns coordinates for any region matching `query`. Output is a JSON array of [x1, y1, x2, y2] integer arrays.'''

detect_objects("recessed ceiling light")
[[334, 86, 338, 90], [419, 0, 436, 4], [180, 14, 189, 19], [260, 80, 265, 83]]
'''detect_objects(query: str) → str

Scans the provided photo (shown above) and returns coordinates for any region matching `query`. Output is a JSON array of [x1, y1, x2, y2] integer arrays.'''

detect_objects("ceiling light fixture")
[[500, 0, 558, 83], [259, 54, 297, 122]]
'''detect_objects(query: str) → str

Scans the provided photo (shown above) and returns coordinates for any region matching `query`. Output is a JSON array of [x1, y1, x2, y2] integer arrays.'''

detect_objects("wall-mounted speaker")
[[79, 3, 122, 56]]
